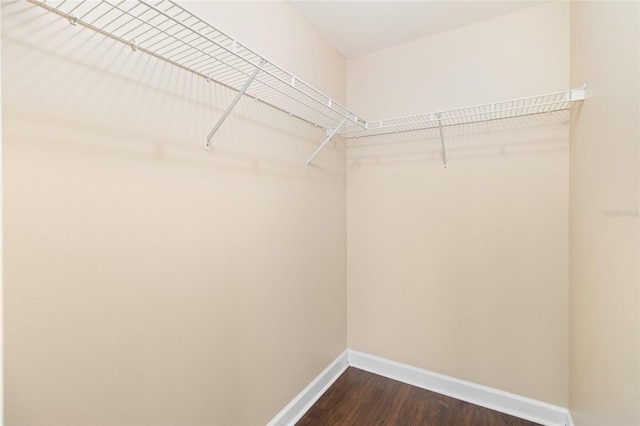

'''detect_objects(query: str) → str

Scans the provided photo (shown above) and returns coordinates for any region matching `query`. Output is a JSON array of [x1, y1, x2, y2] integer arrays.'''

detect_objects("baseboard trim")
[[348, 350, 573, 426], [267, 350, 349, 426], [268, 349, 573, 426]]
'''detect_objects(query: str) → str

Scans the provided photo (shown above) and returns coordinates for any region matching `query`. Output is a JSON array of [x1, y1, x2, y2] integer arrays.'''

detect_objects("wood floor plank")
[[296, 367, 542, 426]]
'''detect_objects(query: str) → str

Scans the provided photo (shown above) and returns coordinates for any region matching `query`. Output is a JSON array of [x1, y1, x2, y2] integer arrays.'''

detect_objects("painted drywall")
[[346, 1, 570, 406], [569, 2, 640, 425], [185, 1, 345, 105], [2, 1, 346, 425], [0, 4, 4, 424]]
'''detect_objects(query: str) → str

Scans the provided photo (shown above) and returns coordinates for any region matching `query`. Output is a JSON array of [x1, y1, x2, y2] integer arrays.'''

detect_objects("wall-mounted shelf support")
[[437, 116, 448, 169], [205, 61, 265, 150], [306, 118, 347, 168]]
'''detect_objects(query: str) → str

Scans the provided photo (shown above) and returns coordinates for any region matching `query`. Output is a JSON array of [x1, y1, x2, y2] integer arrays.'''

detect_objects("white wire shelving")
[[28, 0, 586, 168], [27, 0, 366, 161], [340, 88, 585, 139], [342, 87, 585, 168]]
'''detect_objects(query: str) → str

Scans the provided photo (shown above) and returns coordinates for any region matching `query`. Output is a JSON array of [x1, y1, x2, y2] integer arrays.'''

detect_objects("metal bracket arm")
[[437, 116, 448, 169], [204, 60, 265, 149], [306, 118, 348, 168]]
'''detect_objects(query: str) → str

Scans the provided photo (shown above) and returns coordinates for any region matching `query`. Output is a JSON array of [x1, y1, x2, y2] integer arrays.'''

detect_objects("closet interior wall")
[[5, 0, 639, 425], [569, 2, 640, 425], [346, 1, 570, 407], [2, 1, 347, 425]]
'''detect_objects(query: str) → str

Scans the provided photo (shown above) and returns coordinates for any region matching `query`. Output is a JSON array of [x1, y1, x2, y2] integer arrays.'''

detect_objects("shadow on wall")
[[2, 1, 346, 183], [346, 110, 571, 173]]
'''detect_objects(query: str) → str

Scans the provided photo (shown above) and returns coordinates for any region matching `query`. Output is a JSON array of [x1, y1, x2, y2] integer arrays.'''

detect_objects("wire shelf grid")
[[340, 88, 585, 139], [29, 0, 366, 131], [27, 0, 585, 166]]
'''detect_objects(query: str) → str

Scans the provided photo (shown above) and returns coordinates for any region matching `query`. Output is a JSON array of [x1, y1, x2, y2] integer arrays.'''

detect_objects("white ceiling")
[[288, 1, 545, 58]]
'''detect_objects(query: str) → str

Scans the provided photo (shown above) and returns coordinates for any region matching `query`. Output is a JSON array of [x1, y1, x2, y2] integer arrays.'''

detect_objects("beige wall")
[[5, 0, 640, 424], [0, 3, 4, 424], [185, 1, 345, 105], [346, 2, 570, 406], [2, 1, 346, 425], [569, 2, 640, 425]]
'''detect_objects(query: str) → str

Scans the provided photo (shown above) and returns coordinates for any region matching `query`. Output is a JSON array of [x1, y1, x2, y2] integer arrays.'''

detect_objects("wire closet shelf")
[[28, 0, 366, 132], [340, 87, 586, 139], [28, 0, 586, 167]]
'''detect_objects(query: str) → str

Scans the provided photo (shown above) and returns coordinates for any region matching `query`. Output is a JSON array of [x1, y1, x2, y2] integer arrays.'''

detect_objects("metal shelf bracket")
[[306, 118, 347, 168], [204, 60, 266, 150], [437, 115, 448, 169], [570, 85, 586, 101]]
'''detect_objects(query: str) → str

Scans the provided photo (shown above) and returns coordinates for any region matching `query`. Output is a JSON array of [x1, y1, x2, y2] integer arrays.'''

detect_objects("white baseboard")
[[267, 349, 573, 426], [267, 350, 349, 426], [348, 350, 573, 426]]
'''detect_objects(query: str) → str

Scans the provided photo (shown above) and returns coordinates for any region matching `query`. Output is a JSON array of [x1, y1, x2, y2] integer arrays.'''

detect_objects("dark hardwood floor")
[[296, 367, 541, 426]]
